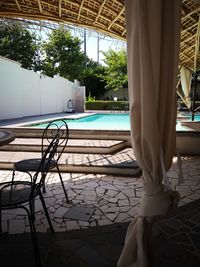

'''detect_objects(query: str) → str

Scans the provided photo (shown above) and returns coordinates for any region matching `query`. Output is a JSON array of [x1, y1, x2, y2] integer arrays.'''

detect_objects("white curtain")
[[118, 1, 181, 266], [180, 65, 192, 109]]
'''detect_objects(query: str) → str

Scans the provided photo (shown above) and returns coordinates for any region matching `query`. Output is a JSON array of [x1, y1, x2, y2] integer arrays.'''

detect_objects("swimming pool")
[[27, 113, 200, 131], [29, 114, 130, 130]]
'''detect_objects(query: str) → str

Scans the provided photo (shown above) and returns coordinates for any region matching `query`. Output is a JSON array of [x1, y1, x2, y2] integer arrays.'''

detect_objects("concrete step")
[[0, 139, 127, 154], [0, 161, 141, 177]]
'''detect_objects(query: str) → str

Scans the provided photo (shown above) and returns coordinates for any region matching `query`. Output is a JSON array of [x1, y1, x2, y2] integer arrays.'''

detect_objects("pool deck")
[[0, 112, 97, 128]]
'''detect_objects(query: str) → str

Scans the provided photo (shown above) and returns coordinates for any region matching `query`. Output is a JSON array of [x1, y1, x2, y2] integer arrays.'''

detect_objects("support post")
[[191, 73, 197, 121]]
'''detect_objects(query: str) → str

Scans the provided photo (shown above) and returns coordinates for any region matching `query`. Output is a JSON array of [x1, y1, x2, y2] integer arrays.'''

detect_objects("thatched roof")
[[0, 0, 200, 72]]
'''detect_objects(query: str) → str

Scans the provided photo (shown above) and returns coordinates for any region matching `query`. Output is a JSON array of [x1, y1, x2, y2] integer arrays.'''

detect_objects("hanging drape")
[[118, 1, 181, 266], [180, 66, 192, 109]]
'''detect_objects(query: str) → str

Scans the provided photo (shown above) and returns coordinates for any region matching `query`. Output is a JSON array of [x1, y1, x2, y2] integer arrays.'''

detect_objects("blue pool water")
[[28, 113, 200, 131], [30, 114, 130, 130]]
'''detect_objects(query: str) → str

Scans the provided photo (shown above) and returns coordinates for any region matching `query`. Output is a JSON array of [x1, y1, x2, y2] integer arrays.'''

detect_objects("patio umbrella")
[[118, 1, 181, 266]]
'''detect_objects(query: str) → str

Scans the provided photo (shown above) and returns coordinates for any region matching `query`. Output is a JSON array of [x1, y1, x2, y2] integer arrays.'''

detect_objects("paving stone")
[[9, 219, 25, 234], [108, 197, 118, 203], [54, 207, 68, 218], [64, 206, 94, 221], [115, 192, 127, 200], [106, 213, 118, 222], [119, 206, 130, 212], [106, 206, 120, 213], [78, 221, 90, 227], [114, 213, 130, 223], [118, 199, 130, 206], [66, 220, 80, 230], [98, 219, 111, 226]]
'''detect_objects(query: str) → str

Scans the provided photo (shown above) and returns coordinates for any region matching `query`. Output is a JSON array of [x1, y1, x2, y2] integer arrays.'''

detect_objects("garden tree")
[[41, 27, 87, 81], [102, 49, 128, 91], [80, 59, 107, 98], [0, 26, 39, 70]]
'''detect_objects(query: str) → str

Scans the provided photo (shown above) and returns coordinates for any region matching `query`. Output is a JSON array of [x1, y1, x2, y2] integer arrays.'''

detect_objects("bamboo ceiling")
[[0, 0, 200, 72]]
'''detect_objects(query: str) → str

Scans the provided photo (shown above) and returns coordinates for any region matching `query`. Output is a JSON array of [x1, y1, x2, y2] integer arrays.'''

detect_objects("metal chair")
[[0, 135, 59, 267], [12, 119, 69, 202]]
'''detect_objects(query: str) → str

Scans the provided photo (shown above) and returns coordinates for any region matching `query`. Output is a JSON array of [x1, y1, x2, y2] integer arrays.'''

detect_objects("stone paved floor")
[[0, 155, 200, 235], [0, 148, 136, 167]]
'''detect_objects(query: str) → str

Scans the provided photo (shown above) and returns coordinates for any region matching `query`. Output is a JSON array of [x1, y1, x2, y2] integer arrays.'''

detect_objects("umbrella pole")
[[191, 72, 197, 121]]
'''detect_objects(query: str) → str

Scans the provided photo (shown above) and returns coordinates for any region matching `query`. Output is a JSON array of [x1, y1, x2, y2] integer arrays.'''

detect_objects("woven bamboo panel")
[[0, 0, 200, 71], [0, 0, 126, 40]]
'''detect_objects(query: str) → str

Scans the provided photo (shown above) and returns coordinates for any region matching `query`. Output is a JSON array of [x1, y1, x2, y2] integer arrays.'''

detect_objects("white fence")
[[0, 56, 85, 120]]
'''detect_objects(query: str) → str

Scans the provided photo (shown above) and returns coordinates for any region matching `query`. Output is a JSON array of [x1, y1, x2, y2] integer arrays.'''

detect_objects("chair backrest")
[[41, 119, 69, 163], [30, 134, 60, 199]]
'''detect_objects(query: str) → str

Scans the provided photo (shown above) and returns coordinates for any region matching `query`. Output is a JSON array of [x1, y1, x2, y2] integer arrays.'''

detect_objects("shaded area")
[[1, 199, 200, 266], [154, 199, 200, 267]]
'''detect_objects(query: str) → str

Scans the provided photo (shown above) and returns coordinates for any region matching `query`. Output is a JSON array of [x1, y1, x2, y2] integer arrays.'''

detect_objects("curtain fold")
[[180, 65, 192, 109], [118, 1, 181, 266]]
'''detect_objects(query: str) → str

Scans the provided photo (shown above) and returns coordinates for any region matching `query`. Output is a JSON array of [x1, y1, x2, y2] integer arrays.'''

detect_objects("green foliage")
[[86, 93, 96, 102], [102, 49, 128, 91], [0, 26, 128, 101], [80, 59, 107, 98], [0, 26, 39, 70], [85, 100, 129, 110], [41, 27, 87, 81]]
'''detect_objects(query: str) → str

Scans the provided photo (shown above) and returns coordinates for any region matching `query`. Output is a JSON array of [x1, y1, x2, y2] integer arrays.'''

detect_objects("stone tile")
[[127, 207, 139, 217], [98, 219, 111, 226], [115, 192, 127, 200], [108, 197, 118, 203], [78, 221, 89, 227], [118, 199, 130, 206], [66, 220, 80, 230], [54, 207, 68, 218], [9, 219, 25, 234], [106, 189, 118, 197], [114, 213, 130, 223], [106, 213, 118, 222]]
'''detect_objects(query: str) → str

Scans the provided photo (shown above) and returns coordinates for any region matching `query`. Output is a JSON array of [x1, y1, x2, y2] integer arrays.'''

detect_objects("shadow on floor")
[[1, 199, 200, 267]]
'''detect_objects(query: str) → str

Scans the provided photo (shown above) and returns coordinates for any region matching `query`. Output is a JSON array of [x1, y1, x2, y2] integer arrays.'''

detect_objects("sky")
[[72, 28, 126, 64], [36, 22, 126, 64]]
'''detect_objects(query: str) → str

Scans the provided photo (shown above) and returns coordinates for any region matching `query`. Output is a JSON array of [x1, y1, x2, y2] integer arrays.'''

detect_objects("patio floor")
[[0, 113, 200, 266], [0, 155, 200, 266]]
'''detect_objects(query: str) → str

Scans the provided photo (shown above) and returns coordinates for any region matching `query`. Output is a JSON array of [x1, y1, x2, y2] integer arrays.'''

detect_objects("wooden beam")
[[194, 15, 200, 72], [37, 0, 43, 13], [108, 7, 125, 30], [181, 34, 195, 44], [182, 7, 200, 22], [94, 0, 107, 24], [59, 0, 62, 17], [77, 0, 85, 21], [181, 22, 198, 34], [0, 12, 126, 41], [182, 43, 195, 54], [121, 29, 126, 37], [15, 0, 21, 11]]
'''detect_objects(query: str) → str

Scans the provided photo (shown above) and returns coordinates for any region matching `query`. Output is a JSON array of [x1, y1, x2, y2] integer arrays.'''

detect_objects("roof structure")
[[0, 0, 200, 72]]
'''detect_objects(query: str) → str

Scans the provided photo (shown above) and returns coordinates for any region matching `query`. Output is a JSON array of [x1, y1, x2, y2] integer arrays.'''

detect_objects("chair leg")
[[27, 204, 42, 267], [42, 181, 46, 193], [56, 164, 69, 203], [12, 169, 15, 183], [0, 207, 2, 233], [39, 191, 54, 233]]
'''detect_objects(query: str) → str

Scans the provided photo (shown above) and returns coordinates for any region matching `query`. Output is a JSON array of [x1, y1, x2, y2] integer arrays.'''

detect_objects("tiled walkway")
[[1, 155, 200, 234]]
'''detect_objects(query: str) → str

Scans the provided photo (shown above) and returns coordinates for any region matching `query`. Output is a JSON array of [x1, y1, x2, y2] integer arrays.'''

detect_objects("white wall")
[[0, 57, 85, 120]]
